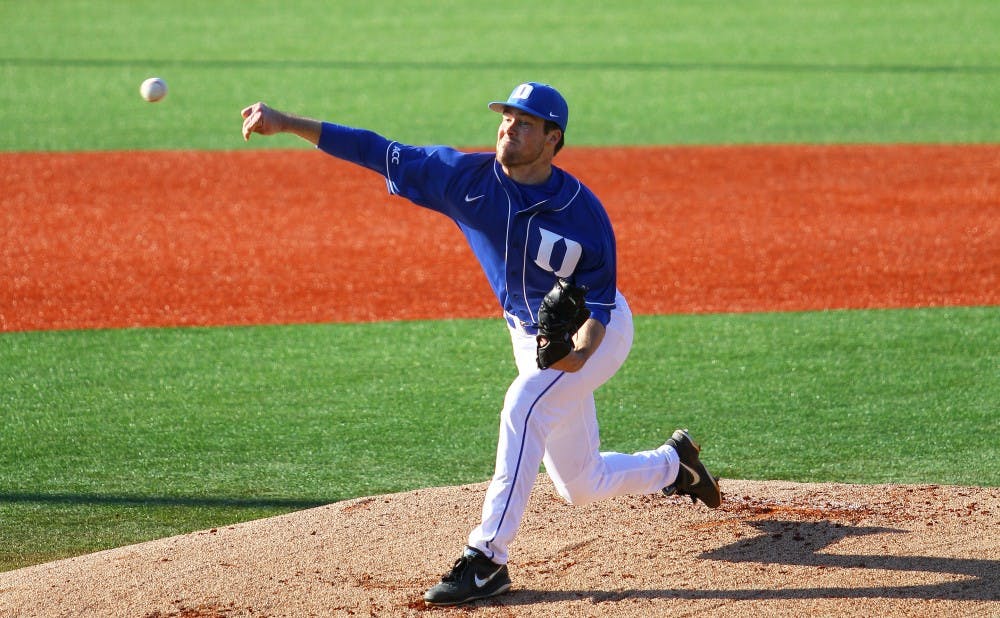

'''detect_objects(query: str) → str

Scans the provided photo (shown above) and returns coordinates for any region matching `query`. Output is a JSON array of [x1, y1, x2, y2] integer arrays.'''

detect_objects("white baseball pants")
[[467, 292, 680, 564]]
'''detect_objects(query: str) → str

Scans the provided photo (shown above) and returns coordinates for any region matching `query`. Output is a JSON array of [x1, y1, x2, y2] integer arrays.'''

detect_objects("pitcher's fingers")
[[241, 111, 260, 141], [240, 103, 259, 119]]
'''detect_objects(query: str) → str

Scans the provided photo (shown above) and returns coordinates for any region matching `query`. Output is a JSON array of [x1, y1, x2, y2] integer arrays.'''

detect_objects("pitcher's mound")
[[2, 478, 996, 617]]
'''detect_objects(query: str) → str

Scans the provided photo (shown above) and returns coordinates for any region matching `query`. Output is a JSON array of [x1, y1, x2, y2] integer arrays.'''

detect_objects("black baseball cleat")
[[423, 546, 512, 606], [662, 429, 722, 508]]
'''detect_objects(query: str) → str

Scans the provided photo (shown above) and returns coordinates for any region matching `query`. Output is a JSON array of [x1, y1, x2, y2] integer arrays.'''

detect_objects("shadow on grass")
[[0, 492, 334, 510]]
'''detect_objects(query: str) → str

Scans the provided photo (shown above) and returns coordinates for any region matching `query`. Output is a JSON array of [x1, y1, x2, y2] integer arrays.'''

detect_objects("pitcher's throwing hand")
[[241, 102, 278, 141]]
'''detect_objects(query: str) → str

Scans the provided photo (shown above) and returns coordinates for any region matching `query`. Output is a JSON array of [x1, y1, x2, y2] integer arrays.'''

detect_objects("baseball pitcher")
[[240, 82, 722, 606]]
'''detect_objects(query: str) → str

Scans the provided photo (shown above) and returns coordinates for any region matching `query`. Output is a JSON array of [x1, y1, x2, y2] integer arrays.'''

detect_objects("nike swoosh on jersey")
[[465, 193, 485, 202], [474, 568, 502, 589]]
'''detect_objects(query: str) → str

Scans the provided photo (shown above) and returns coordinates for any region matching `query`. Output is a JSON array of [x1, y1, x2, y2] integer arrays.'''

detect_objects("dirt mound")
[[2, 478, 996, 617]]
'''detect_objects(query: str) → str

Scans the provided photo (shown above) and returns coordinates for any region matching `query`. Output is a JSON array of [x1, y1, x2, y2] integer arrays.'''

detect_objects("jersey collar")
[[494, 160, 569, 213]]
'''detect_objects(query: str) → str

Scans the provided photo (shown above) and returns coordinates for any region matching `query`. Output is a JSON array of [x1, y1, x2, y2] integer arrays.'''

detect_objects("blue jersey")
[[317, 122, 617, 331]]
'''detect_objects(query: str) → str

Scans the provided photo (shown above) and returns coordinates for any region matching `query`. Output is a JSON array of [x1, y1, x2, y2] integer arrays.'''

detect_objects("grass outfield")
[[1, 0, 999, 150], [2, 308, 998, 570]]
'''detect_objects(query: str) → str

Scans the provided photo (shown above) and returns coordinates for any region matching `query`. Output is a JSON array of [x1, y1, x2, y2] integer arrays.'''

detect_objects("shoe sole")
[[424, 582, 512, 606]]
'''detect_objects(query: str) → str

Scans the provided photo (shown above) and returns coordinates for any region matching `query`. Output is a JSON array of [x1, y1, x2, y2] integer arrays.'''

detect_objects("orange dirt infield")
[[1, 145, 997, 332]]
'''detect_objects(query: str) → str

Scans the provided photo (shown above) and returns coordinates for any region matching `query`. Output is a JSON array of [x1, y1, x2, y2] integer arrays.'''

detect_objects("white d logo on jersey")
[[534, 228, 582, 278]]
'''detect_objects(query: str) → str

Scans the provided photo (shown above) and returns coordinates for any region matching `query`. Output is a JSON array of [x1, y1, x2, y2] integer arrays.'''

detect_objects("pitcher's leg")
[[467, 371, 568, 564], [542, 393, 679, 505]]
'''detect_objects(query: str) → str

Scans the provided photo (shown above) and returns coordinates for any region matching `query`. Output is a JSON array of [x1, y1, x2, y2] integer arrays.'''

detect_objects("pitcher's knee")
[[555, 481, 599, 506]]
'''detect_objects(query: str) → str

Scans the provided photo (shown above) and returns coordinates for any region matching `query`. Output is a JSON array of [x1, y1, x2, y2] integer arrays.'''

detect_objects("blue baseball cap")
[[489, 82, 568, 132]]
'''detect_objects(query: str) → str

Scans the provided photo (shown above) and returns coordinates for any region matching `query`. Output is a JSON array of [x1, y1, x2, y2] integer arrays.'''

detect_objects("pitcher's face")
[[496, 107, 552, 169]]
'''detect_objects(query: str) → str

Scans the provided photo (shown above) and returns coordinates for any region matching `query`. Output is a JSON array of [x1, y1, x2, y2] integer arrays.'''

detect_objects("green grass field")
[[2, 0, 998, 572], [3, 309, 997, 570], [2, 1, 999, 150]]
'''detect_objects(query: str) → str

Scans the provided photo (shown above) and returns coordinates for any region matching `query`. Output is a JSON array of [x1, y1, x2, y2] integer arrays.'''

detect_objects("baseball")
[[139, 77, 167, 102]]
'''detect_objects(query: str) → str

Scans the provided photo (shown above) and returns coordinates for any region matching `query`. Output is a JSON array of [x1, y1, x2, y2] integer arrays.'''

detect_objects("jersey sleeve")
[[574, 250, 616, 327], [571, 194, 618, 327], [316, 122, 395, 173], [316, 122, 470, 215]]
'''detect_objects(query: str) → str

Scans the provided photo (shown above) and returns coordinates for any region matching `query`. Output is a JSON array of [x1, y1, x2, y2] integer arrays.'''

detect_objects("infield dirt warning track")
[[2, 144, 998, 332]]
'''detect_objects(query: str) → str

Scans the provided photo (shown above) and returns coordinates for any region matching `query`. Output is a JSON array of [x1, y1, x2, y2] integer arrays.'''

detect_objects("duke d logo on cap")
[[489, 82, 569, 132]]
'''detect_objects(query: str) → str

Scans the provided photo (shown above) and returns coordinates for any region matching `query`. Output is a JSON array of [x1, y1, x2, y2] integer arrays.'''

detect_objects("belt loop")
[[505, 312, 535, 337]]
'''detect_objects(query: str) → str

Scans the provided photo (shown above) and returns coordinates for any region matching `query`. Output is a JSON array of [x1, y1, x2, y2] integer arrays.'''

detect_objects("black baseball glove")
[[536, 278, 590, 370]]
